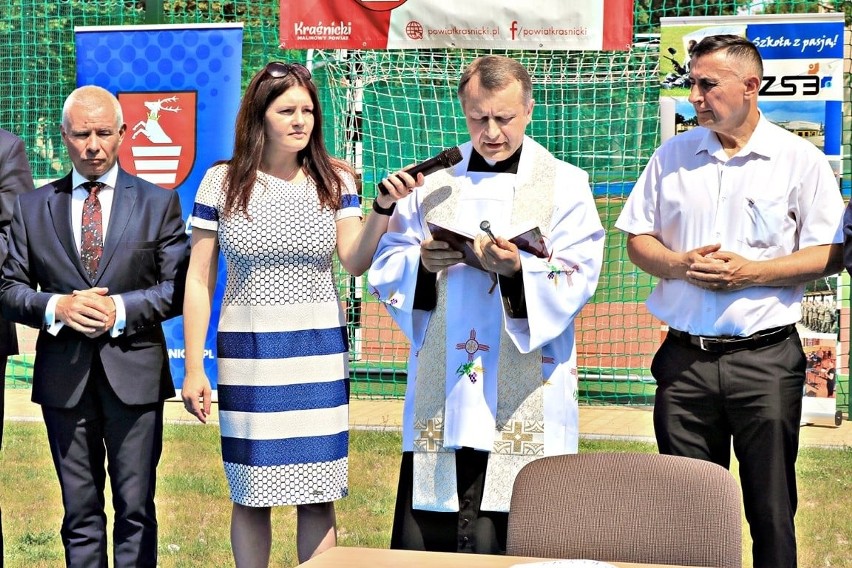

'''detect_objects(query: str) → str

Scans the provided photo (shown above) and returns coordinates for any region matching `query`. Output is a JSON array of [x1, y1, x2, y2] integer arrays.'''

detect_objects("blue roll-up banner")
[[75, 23, 244, 392]]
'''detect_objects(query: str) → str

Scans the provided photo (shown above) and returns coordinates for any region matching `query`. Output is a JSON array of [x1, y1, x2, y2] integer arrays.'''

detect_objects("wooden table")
[[298, 546, 710, 568]]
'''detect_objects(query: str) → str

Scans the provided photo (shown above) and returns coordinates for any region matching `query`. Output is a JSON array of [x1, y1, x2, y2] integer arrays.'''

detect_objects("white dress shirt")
[[45, 165, 127, 336], [615, 114, 843, 337]]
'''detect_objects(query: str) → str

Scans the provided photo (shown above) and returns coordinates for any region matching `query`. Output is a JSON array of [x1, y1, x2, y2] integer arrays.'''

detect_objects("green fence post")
[[145, 0, 164, 25]]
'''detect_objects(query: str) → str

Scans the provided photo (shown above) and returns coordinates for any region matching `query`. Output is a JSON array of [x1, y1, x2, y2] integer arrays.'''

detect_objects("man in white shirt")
[[369, 55, 605, 554], [615, 35, 843, 568]]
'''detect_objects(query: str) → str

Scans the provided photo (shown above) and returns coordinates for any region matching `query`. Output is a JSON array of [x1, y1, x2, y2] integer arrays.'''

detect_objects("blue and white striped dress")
[[191, 164, 360, 507]]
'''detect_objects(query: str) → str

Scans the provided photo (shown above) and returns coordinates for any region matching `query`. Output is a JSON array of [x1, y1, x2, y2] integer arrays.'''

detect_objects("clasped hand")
[[684, 244, 754, 291], [56, 287, 116, 338]]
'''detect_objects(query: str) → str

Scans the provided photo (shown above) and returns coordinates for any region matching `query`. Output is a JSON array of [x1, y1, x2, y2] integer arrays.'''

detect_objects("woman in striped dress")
[[180, 61, 407, 566]]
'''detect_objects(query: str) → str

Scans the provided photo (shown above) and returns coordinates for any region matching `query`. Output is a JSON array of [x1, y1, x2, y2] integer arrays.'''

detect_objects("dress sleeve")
[[335, 169, 362, 222], [190, 164, 227, 231]]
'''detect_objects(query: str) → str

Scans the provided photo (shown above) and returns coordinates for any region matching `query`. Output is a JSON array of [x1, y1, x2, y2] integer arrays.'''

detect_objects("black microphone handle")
[[377, 148, 461, 196]]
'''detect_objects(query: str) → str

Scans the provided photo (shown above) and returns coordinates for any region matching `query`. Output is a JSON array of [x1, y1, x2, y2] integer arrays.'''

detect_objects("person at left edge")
[[0, 85, 189, 567], [0, 127, 36, 564]]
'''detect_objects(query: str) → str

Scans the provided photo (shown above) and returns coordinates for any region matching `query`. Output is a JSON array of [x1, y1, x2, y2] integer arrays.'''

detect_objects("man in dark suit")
[[0, 85, 188, 567], [0, 127, 35, 561]]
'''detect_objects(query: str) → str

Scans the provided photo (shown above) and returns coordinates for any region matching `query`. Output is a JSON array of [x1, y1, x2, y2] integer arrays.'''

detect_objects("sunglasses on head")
[[262, 61, 311, 80]]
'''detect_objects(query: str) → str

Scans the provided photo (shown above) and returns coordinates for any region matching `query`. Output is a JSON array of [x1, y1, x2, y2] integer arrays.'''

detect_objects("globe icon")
[[406, 21, 424, 40]]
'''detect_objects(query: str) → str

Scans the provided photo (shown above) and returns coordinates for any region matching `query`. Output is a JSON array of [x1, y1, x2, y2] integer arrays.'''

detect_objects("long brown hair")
[[222, 62, 352, 216]]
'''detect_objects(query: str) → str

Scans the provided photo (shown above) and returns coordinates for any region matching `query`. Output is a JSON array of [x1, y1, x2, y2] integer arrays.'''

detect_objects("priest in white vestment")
[[368, 55, 605, 554]]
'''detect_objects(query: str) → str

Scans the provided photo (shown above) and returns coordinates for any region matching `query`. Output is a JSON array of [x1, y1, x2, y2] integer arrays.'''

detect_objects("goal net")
[[311, 46, 665, 403]]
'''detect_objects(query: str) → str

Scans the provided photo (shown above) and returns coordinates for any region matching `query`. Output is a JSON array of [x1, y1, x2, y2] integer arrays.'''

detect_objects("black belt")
[[667, 324, 796, 354]]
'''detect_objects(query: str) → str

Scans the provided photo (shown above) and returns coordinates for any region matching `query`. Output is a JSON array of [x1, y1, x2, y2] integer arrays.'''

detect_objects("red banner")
[[280, 0, 633, 50]]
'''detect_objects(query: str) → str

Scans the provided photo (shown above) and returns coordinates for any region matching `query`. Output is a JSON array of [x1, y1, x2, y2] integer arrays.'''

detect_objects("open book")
[[426, 220, 549, 272]]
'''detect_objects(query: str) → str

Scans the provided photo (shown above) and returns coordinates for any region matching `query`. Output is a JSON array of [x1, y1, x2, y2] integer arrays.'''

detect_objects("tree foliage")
[[634, 0, 740, 34], [762, 0, 852, 24], [634, 0, 850, 32]]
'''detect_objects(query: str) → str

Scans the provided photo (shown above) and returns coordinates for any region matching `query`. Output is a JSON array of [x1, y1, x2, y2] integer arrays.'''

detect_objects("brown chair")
[[506, 452, 742, 567]]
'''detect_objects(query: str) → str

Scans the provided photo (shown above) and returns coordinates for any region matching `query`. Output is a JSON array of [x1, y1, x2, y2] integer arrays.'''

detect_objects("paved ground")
[[5, 389, 850, 448]]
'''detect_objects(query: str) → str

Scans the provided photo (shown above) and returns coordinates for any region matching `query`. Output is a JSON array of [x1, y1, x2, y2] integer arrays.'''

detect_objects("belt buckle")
[[697, 335, 725, 352]]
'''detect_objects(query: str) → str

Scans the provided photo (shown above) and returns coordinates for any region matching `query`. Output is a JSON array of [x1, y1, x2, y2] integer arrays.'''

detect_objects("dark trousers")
[[42, 355, 164, 568], [390, 449, 508, 554], [651, 331, 805, 568], [0, 356, 6, 563]]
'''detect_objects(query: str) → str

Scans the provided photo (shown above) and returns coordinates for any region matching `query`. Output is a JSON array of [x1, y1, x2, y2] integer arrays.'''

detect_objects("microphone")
[[378, 146, 463, 195], [479, 220, 497, 244]]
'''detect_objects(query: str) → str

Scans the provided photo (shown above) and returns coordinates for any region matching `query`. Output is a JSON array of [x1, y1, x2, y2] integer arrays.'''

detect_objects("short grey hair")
[[61, 85, 124, 130]]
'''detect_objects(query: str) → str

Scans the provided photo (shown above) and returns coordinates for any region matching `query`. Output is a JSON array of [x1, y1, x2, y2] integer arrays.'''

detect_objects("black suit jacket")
[[0, 129, 35, 358], [0, 168, 188, 408], [0, 128, 35, 450]]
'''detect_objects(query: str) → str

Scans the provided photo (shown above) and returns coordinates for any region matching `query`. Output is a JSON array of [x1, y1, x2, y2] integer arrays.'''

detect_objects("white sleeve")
[[367, 193, 432, 350], [796, 144, 844, 247], [614, 150, 662, 238], [504, 163, 605, 351]]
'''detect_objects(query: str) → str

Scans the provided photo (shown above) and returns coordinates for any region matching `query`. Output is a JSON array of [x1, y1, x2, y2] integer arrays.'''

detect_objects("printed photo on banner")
[[799, 275, 841, 407], [799, 309, 842, 426], [799, 274, 840, 405]]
